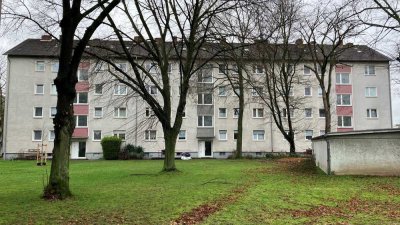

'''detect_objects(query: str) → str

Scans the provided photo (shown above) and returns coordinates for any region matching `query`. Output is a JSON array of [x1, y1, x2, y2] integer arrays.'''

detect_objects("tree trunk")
[[235, 74, 244, 159], [289, 136, 296, 155], [44, 86, 76, 199], [163, 128, 178, 171], [323, 94, 331, 133]]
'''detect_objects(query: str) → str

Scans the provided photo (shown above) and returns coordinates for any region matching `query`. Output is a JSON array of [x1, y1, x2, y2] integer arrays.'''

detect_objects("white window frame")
[[252, 108, 264, 118], [367, 108, 378, 118], [144, 130, 157, 141], [253, 64, 264, 74], [218, 108, 227, 118], [233, 108, 240, 118], [305, 130, 313, 140], [51, 62, 59, 73], [319, 108, 325, 118], [219, 130, 227, 141], [35, 61, 45, 72], [198, 115, 213, 127], [218, 64, 227, 74], [232, 64, 239, 74], [304, 86, 312, 96], [114, 107, 127, 118], [336, 73, 350, 85], [198, 93, 213, 105], [304, 108, 313, 118], [93, 130, 102, 141], [94, 84, 103, 95], [35, 84, 44, 95], [146, 85, 158, 95], [337, 94, 352, 106], [33, 130, 43, 141], [303, 65, 311, 75], [218, 86, 227, 96], [94, 107, 103, 118], [50, 107, 57, 118], [50, 84, 57, 95], [114, 84, 127, 95], [113, 130, 126, 141], [178, 130, 186, 140], [78, 66, 89, 81], [33, 107, 43, 118], [252, 130, 265, 141], [318, 87, 323, 97], [319, 130, 326, 136], [365, 87, 377, 97], [282, 108, 295, 118], [198, 64, 213, 83], [146, 63, 159, 74], [338, 116, 352, 128], [74, 92, 88, 104], [49, 130, 55, 141], [251, 87, 262, 97], [116, 62, 127, 72], [75, 115, 88, 127], [364, 65, 376, 76]]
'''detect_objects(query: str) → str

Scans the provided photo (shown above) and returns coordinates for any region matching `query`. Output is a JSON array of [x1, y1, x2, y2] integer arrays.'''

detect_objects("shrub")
[[121, 144, 145, 160], [101, 136, 122, 160]]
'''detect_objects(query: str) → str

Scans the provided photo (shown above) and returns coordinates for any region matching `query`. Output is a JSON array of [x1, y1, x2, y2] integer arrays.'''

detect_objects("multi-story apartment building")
[[2, 37, 393, 159]]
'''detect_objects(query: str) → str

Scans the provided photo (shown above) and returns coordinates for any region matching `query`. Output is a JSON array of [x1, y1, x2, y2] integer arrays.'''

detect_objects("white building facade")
[[2, 38, 393, 159]]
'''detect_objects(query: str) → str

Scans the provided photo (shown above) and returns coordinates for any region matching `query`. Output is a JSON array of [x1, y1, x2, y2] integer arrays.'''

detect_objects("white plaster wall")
[[312, 140, 329, 174]]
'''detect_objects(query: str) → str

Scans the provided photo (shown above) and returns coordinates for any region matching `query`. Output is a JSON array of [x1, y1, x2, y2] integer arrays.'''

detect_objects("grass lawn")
[[0, 158, 399, 225]]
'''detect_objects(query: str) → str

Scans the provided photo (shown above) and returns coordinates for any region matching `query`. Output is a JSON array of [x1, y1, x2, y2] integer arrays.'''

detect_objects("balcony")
[[197, 127, 214, 138]]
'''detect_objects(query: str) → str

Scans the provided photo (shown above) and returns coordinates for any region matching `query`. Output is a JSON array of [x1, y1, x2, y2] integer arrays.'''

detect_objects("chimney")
[[346, 42, 354, 47], [220, 37, 227, 44], [295, 38, 303, 45], [134, 36, 144, 43], [41, 34, 52, 41], [155, 37, 162, 43], [338, 40, 343, 48], [172, 36, 178, 43]]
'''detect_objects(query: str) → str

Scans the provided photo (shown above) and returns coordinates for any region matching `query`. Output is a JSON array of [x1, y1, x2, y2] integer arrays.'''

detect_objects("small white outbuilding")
[[312, 129, 400, 176]]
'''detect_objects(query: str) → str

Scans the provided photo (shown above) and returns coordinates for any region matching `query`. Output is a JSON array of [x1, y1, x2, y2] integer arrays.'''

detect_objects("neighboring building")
[[2, 37, 393, 159]]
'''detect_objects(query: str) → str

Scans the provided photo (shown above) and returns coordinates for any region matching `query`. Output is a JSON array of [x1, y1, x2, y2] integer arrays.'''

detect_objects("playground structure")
[[35, 143, 48, 166]]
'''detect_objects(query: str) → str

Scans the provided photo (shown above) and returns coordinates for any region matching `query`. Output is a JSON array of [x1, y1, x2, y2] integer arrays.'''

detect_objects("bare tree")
[[300, 1, 362, 133], [87, 0, 231, 171], [253, 0, 304, 154], [3, 0, 121, 199]]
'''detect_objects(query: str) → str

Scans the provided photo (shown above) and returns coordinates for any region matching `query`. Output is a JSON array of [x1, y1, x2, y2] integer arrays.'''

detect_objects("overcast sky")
[[0, 0, 399, 125]]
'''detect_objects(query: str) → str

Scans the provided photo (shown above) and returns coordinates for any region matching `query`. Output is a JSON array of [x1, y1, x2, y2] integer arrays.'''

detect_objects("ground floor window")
[[178, 130, 186, 140], [144, 130, 156, 141], [33, 130, 42, 141], [252, 130, 265, 141]]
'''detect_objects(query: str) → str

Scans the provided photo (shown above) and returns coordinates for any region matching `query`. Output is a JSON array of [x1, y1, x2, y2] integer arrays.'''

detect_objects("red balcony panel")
[[335, 85, 352, 94], [76, 81, 89, 92], [72, 128, 88, 138], [337, 128, 353, 132], [336, 106, 353, 116], [335, 65, 351, 73], [74, 105, 89, 115]]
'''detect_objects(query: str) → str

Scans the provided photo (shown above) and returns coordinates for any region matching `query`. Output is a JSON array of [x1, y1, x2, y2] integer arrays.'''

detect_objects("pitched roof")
[[4, 38, 392, 62]]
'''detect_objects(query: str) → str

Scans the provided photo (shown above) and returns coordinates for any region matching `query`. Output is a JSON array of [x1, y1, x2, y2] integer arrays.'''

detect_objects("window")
[[367, 108, 378, 118], [114, 130, 126, 140], [78, 67, 89, 81], [304, 86, 312, 96], [178, 130, 186, 140], [319, 108, 325, 118], [288, 87, 294, 96], [365, 87, 377, 97], [146, 85, 157, 95], [282, 108, 295, 118], [365, 65, 375, 75], [253, 65, 263, 74], [94, 107, 103, 118], [74, 92, 88, 104], [233, 108, 240, 118], [114, 107, 127, 118], [338, 116, 352, 127], [51, 62, 59, 73], [93, 130, 102, 141], [318, 87, 323, 96], [233, 87, 241, 96], [75, 115, 88, 127], [303, 65, 311, 75], [49, 130, 55, 141], [35, 84, 44, 94], [219, 108, 227, 118], [234, 130, 238, 140], [33, 130, 42, 141], [145, 130, 156, 140], [50, 107, 57, 118], [305, 130, 313, 140], [251, 87, 263, 97], [253, 108, 264, 118], [337, 94, 351, 106], [198, 115, 213, 127], [33, 107, 43, 118], [336, 73, 350, 84], [218, 64, 227, 74], [320, 130, 325, 136], [198, 93, 213, 105], [94, 84, 103, 95], [116, 63, 127, 72], [51, 84, 57, 95], [304, 108, 312, 118], [232, 64, 239, 74], [218, 86, 227, 96], [36, 61, 45, 72], [253, 130, 265, 141], [114, 84, 127, 95], [219, 130, 227, 140], [198, 64, 213, 83], [146, 63, 159, 74]]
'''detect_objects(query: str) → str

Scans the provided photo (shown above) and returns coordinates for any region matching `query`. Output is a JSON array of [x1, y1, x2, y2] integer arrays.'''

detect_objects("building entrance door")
[[71, 141, 86, 159]]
